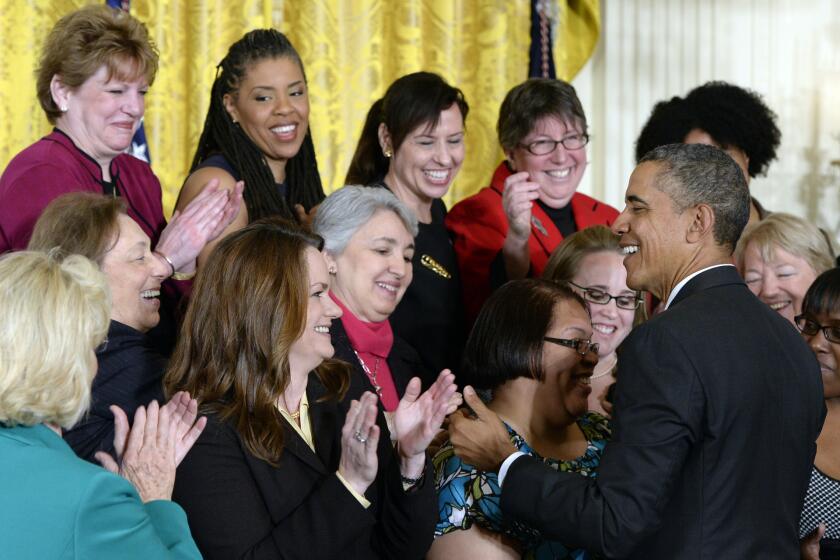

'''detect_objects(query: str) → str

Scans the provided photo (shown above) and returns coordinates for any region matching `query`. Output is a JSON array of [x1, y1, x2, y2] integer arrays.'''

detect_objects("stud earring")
[[383, 148, 392, 158], [60, 105, 68, 112], [328, 266, 337, 275]]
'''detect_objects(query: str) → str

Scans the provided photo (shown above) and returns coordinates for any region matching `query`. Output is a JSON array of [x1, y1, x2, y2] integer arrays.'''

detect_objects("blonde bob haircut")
[[36, 5, 159, 123], [735, 213, 835, 276], [0, 251, 110, 429], [543, 225, 647, 327]]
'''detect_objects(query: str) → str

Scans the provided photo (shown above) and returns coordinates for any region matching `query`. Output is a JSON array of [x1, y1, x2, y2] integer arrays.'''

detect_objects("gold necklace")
[[353, 349, 383, 399], [591, 354, 618, 379]]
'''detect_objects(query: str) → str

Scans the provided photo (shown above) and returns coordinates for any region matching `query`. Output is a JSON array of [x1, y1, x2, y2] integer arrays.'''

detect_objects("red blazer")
[[445, 162, 619, 323]]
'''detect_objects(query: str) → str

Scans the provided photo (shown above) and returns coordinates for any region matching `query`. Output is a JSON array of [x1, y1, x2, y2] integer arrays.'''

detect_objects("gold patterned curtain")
[[0, 0, 599, 214]]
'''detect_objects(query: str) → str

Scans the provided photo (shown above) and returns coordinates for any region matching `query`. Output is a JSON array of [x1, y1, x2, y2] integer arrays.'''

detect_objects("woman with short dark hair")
[[446, 78, 619, 323], [796, 268, 840, 560], [430, 279, 609, 559]]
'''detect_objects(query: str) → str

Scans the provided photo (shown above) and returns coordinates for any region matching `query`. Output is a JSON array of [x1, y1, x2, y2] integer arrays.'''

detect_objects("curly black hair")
[[635, 81, 781, 178]]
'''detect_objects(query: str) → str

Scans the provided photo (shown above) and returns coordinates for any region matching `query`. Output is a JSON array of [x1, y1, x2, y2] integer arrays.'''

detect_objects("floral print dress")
[[433, 412, 611, 560]]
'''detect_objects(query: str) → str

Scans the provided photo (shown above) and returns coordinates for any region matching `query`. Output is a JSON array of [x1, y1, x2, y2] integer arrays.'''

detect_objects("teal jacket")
[[0, 423, 201, 559]]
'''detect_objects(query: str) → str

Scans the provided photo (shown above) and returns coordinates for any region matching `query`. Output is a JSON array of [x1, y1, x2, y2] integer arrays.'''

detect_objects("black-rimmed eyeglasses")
[[795, 315, 840, 344], [543, 337, 599, 356], [519, 134, 589, 156], [568, 281, 643, 311]]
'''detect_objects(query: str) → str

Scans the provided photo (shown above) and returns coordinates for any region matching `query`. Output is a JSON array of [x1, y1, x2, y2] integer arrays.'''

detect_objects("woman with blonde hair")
[[736, 213, 835, 325], [0, 251, 205, 558], [543, 225, 646, 415]]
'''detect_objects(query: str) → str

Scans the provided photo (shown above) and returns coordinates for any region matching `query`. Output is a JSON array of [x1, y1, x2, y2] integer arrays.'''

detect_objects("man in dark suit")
[[449, 143, 825, 559]]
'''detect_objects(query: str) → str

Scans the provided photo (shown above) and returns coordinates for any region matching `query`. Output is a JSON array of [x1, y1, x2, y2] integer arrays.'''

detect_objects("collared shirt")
[[664, 264, 735, 310], [278, 392, 370, 508]]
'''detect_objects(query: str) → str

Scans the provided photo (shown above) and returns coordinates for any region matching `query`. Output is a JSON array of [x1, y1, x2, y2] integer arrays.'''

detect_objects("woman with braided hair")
[[177, 29, 325, 269]]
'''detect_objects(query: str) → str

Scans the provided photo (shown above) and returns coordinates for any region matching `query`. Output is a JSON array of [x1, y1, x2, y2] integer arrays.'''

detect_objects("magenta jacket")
[[0, 129, 166, 252]]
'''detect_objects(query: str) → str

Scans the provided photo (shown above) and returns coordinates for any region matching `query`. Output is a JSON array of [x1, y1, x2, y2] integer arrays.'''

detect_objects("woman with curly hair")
[[635, 81, 781, 225]]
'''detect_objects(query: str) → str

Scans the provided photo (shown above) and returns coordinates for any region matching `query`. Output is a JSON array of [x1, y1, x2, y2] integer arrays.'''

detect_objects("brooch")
[[421, 254, 452, 279]]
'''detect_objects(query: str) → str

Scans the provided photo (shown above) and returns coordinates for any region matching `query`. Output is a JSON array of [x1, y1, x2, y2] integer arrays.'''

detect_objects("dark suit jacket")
[[172, 378, 436, 560], [501, 265, 825, 559], [63, 320, 165, 462]]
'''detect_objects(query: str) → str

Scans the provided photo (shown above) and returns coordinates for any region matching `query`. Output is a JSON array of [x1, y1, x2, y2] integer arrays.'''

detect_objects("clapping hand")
[[155, 179, 244, 274], [393, 370, 457, 463], [338, 392, 380, 496], [95, 392, 206, 503]]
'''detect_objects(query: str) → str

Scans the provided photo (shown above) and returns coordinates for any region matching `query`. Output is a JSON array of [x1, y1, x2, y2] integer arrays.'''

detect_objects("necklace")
[[591, 354, 618, 380], [353, 349, 383, 399]]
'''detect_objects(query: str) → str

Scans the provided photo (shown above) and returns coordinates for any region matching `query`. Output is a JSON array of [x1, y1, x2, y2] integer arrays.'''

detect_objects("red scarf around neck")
[[330, 293, 400, 411]]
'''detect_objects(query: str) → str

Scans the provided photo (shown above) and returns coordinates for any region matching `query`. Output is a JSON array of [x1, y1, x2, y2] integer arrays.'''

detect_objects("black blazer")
[[501, 266, 826, 559], [63, 320, 165, 462], [173, 378, 436, 559]]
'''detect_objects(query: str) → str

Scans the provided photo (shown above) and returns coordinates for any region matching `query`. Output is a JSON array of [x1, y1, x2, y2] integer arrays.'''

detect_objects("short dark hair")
[[640, 143, 750, 252], [635, 81, 781, 178], [461, 278, 585, 390], [801, 268, 840, 317], [497, 78, 587, 152], [345, 72, 468, 185]]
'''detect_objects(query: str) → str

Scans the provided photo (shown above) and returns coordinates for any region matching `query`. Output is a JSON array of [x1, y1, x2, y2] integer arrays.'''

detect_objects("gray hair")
[[735, 213, 835, 275], [640, 143, 750, 252], [313, 185, 419, 255]]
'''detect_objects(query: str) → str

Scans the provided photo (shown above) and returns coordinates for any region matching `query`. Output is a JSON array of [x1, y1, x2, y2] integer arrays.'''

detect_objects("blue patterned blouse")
[[433, 411, 611, 560]]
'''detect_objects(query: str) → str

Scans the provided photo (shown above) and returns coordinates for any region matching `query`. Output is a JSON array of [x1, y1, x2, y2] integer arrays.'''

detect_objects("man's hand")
[[448, 386, 516, 472]]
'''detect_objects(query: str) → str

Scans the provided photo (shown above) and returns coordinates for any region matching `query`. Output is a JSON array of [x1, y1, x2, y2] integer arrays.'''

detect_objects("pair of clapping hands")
[[95, 392, 206, 503], [338, 370, 461, 496]]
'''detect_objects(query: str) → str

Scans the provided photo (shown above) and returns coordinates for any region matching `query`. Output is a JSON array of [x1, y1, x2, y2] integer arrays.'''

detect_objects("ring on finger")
[[353, 430, 367, 444]]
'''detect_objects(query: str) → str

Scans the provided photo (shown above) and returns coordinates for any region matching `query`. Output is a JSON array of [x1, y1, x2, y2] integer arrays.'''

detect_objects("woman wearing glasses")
[[429, 279, 609, 559], [543, 225, 646, 416], [446, 78, 619, 323], [796, 268, 840, 560]]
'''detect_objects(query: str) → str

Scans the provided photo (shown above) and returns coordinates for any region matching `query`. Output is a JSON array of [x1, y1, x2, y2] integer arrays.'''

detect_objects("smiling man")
[[449, 143, 825, 559]]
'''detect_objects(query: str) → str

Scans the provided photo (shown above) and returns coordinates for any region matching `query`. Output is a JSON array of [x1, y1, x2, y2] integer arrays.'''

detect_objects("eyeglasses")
[[543, 337, 599, 356], [568, 281, 643, 310], [519, 134, 589, 156], [795, 315, 840, 344]]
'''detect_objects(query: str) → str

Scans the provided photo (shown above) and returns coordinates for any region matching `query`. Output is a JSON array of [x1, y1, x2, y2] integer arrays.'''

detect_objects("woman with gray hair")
[[736, 213, 835, 325], [0, 251, 205, 558], [313, 186, 460, 486]]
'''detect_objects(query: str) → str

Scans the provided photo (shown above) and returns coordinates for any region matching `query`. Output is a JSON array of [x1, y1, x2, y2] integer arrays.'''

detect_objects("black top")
[[63, 320, 165, 462], [371, 182, 466, 379], [489, 199, 578, 290], [195, 152, 287, 200]]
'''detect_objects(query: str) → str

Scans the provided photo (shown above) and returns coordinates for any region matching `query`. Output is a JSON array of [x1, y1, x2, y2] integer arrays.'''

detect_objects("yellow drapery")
[[0, 0, 599, 214]]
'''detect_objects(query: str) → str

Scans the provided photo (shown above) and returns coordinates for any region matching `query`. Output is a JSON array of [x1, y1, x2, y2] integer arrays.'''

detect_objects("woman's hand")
[[501, 171, 540, 241], [338, 392, 380, 496], [393, 370, 457, 466], [95, 394, 207, 502], [162, 391, 207, 465], [95, 401, 176, 502], [155, 179, 244, 273]]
